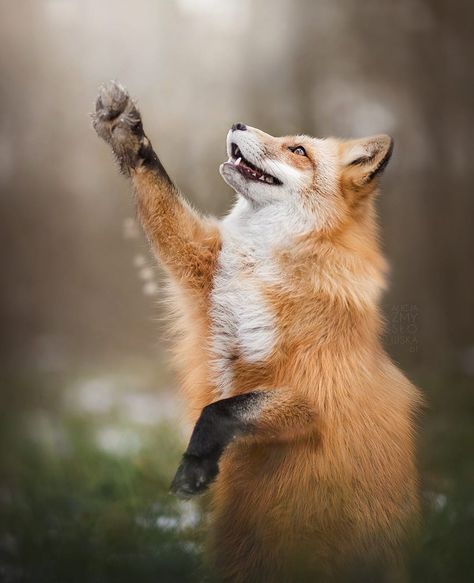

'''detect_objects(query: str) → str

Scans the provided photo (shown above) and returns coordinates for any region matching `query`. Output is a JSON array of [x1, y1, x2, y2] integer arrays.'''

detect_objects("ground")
[[0, 367, 472, 582]]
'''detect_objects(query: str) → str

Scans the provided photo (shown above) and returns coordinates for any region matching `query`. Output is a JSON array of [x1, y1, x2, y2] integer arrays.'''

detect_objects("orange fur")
[[94, 87, 421, 581], [152, 134, 421, 580]]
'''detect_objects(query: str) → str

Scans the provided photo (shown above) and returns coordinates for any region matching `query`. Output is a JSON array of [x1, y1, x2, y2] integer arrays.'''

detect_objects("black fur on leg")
[[170, 391, 267, 499]]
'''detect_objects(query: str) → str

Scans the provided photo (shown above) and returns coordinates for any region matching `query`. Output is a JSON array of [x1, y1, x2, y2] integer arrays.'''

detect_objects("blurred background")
[[0, 0, 473, 581]]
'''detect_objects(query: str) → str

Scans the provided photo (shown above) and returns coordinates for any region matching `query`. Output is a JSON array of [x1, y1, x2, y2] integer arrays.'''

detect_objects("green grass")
[[410, 372, 474, 582], [0, 373, 204, 583], [0, 370, 472, 582]]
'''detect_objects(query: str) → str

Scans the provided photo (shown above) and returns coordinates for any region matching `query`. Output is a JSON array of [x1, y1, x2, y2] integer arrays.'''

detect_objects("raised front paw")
[[92, 81, 146, 174], [95, 81, 131, 122], [170, 453, 219, 500]]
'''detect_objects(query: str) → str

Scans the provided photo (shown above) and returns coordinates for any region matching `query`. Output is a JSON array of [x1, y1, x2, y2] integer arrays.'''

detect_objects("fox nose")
[[231, 122, 247, 132]]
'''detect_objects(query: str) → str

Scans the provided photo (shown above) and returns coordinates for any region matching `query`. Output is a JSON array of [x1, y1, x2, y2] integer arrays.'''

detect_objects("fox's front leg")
[[170, 389, 317, 499], [92, 81, 220, 288]]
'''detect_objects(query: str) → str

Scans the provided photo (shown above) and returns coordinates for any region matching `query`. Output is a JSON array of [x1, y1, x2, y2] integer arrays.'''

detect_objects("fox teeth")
[[259, 175, 265, 181], [234, 157, 241, 166]]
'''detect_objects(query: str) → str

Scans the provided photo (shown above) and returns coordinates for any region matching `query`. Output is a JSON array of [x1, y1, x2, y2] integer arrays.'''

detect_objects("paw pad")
[[92, 81, 146, 174], [95, 81, 130, 121]]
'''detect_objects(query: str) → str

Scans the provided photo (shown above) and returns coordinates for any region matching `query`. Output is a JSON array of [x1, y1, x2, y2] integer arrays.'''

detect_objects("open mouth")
[[230, 143, 282, 185]]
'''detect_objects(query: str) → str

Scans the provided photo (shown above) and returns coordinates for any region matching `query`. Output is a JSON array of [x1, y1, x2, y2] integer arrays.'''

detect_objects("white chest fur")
[[208, 198, 312, 396], [210, 237, 277, 396]]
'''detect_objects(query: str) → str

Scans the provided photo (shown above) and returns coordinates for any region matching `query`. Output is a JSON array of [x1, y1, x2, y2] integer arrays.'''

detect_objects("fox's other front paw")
[[170, 453, 219, 500], [92, 81, 150, 174]]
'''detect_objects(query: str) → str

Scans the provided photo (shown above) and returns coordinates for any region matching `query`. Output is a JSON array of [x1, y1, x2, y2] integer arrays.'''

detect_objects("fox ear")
[[341, 134, 394, 189]]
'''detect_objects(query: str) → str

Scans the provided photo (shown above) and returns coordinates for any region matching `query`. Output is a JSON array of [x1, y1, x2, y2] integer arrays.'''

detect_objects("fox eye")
[[290, 146, 307, 156]]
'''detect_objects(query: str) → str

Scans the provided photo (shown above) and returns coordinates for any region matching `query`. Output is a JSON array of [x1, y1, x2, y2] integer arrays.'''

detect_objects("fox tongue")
[[230, 152, 278, 184]]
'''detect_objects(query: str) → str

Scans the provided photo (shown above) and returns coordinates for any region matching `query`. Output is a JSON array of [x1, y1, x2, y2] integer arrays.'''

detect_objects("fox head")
[[220, 123, 393, 233]]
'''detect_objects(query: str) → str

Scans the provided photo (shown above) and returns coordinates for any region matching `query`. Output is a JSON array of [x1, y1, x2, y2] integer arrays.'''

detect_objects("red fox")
[[93, 82, 422, 582]]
